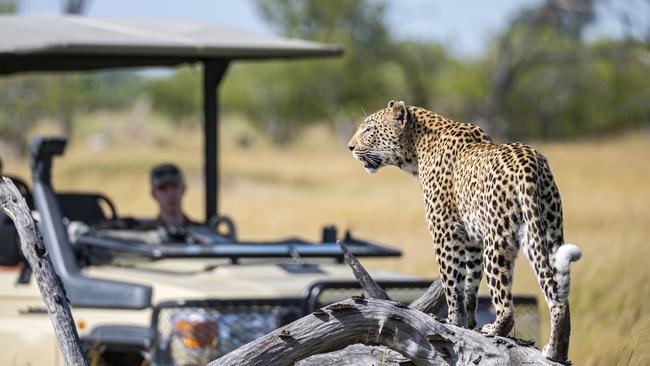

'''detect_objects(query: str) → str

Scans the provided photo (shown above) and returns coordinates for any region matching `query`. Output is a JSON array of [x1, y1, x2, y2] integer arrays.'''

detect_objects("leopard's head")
[[347, 100, 413, 174]]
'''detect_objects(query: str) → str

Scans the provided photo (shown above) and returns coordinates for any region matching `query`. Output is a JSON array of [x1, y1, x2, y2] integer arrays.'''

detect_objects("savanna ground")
[[4, 111, 650, 365]]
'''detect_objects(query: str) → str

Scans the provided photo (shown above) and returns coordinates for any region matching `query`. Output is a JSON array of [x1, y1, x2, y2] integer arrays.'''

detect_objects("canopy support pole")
[[203, 60, 229, 222]]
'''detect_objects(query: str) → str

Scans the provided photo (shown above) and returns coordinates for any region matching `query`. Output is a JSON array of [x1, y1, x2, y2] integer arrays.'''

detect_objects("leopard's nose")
[[347, 144, 355, 151]]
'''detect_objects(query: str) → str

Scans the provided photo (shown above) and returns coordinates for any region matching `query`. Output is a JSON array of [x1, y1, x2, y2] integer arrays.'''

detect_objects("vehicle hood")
[[82, 259, 421, 304]]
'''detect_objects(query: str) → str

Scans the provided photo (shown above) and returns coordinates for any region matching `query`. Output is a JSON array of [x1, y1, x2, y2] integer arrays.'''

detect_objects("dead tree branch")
[[338, 240, 390, 300], [0, 177, 88, 366], [408, 278, 446, 315], [210, 241, 560, 366], [339, 239, 446, 315]]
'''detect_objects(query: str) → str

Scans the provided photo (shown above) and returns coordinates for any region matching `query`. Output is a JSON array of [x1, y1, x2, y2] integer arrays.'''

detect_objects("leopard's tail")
[[553, 244, 582, 304], [518, 146, 581, 306]]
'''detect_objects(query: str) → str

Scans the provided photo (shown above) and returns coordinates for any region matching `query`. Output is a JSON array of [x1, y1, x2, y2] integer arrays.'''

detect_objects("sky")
[[16, 0, 641, 59]]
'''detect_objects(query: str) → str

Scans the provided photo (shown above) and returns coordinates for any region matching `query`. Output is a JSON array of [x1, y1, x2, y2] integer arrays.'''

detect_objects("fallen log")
[[209, 241, 560, 366], [209, 296, 559, 366], [295, 344, 410, 366], [408, 277, 446, 315], [0, 177, 88, 366]]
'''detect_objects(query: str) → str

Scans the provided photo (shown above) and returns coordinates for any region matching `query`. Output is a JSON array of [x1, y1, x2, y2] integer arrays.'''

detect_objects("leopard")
[[347, 100, 581, 362]]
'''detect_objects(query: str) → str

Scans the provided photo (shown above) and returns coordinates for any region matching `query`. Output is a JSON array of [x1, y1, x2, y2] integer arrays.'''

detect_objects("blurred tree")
[[610, 0, 650, 46], [0, 0, 17, 13], [144, 67, 202, 126], [61, 0, 89, 14], [0, 77, 47, 156], [54, 0, 91, 137], [3, 0, 645, 151], [481, 0, 650, 140], [392, 41, 450, 108], [251, 0, 397, 142], [475, 0, 598, 140], [0, 0, 33, 157], [0, 70, 143, 156]]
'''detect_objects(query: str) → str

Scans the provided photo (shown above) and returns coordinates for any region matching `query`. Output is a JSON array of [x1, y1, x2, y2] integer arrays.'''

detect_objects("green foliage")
[[1, 0, 648, 150], [149, 0, 650, 143], [144, 67, 202, 125], [226, 0, 460, 143], [0, 71, 142, 155], [0, 76, 47, 155], [0, 0, 17, 14], [246, 0, 397, 142], [486, 25, 650, 140]]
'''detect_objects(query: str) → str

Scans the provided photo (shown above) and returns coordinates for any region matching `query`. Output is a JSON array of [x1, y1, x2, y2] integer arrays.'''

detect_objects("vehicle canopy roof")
[[0, 15, 342, 74]]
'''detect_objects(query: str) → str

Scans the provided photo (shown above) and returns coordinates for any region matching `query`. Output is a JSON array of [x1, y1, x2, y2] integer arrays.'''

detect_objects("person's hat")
[[151, 163, 184, 188]]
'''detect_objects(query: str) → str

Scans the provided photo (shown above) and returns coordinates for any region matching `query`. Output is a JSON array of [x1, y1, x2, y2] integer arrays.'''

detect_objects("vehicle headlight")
[[174, 311, 219, 350], [155, 305, 296, 366], [165, 309, 221, 366]]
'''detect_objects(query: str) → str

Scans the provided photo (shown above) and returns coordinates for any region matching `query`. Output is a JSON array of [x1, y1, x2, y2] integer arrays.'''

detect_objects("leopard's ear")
[[389, 100, 408, 128]]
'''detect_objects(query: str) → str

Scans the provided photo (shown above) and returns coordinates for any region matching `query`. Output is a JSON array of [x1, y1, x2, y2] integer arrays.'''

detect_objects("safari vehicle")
[[0, 16, 539, 366]]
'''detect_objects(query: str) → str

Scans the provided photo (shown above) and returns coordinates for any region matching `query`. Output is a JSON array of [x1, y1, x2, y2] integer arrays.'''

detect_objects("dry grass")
[[4, 112, 650, 365]]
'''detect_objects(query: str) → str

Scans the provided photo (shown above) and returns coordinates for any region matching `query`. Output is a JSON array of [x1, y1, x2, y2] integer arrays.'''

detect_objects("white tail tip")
[[553, 243, 582, 304], [554, 243, 582, 274]]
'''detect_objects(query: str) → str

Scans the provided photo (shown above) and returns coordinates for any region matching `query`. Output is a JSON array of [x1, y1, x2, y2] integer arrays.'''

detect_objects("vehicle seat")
[[56, 193, 117, 226]]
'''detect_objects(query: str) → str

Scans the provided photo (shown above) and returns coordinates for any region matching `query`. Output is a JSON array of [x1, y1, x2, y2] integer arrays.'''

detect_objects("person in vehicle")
[[136, 163, 197, 240], [150, 163, 194, 227]]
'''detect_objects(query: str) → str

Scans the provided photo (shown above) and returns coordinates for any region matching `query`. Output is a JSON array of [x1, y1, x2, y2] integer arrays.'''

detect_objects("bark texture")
[[0, 177, 88, 366]]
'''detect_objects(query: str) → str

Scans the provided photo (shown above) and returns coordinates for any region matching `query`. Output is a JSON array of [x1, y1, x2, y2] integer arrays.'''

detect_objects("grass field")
[[4, 112, 650, 365]]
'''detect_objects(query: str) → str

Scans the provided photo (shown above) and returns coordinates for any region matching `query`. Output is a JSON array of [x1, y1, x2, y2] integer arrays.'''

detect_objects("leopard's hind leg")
[[463, 242, 483, 329], [480, 232, 519, 336], [433, 222, 472, 327]]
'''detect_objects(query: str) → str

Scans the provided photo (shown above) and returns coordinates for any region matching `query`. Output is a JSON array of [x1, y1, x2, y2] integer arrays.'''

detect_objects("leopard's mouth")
[[360, 153, 381, 174]]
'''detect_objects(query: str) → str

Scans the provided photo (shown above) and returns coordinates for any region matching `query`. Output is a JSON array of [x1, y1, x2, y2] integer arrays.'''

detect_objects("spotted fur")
[[348, 100, 581, 361]]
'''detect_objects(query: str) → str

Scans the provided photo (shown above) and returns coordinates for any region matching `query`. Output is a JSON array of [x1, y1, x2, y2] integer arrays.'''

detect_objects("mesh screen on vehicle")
[[152, 301, 302, 366]]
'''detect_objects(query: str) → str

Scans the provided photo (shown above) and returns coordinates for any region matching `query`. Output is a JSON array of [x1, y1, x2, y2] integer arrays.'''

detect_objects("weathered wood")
[[209, 297, 560, 366], [408, 278, 446, 316], [336, 240, 448, 363], [337, 240, 390, 300], [339, 239, 446, 315], [296, 344, 410, 366], [0, 177, 88, 366]]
